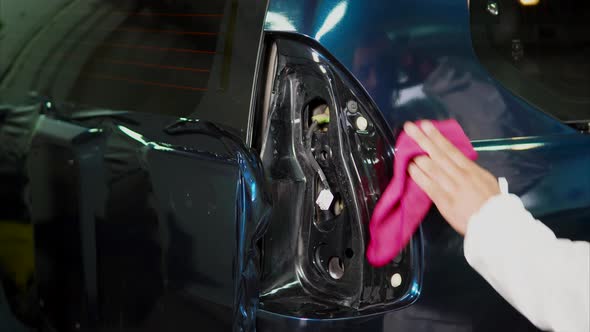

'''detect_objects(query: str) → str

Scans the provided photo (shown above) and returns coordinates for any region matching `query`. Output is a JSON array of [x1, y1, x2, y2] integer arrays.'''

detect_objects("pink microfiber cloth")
[[366, 119, 477, 267]]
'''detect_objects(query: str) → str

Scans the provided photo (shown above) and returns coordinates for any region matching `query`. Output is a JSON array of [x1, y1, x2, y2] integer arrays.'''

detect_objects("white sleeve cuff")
[[464, 193, 532, 266]]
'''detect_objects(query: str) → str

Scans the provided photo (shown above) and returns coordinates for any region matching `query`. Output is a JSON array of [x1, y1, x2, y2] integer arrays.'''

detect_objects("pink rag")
[[366, 120, 477, 267]]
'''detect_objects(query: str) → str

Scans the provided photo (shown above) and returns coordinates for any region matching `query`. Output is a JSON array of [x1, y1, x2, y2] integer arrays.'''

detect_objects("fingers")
[[403, 122, 464, 178], [408, 161, 450, 206], [419, 121, 472, 169], [412, 156, 457, 194]]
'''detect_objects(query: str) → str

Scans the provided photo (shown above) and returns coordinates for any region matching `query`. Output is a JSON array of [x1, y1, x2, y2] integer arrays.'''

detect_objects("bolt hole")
[[320, 150, 328, 161], [345, 248, 354, 259], [328, 257, 344, 280]]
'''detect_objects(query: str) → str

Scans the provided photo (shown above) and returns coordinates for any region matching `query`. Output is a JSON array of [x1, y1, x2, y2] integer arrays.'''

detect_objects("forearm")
[[464, 194, 590, 332]]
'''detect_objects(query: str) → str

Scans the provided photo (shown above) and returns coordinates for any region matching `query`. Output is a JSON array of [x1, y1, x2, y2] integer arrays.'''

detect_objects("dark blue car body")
[[257, 1, 590, 331], [0, 0, 588, 331]]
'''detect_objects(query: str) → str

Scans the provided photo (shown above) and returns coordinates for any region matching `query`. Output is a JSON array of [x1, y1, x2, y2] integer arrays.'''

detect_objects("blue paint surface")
[[258, 1, 590, 331], [264, 0, 572, 140]]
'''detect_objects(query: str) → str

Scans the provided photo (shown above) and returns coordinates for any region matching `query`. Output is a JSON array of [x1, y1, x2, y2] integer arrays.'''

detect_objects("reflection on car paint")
[[258, 0, 590, 331], [265, 0, 572, 140]]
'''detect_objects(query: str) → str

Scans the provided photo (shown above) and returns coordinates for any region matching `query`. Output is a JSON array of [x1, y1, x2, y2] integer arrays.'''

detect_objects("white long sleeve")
[[464, 194, 590, 332]]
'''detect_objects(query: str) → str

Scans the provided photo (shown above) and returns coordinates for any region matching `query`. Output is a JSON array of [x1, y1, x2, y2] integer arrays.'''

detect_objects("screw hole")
[[328, 257, 344, 280], [345, 248, 354, 259]]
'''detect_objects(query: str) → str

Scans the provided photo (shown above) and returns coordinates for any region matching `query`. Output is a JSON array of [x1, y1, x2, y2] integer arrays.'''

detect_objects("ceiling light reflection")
[[315, 1, 348, 41]]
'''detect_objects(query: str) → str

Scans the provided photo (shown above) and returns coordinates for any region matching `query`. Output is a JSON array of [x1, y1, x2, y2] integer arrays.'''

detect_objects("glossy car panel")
[[17, 112, 270, 331], [264, 0, 573, 140], [257, 0, 590, 330]]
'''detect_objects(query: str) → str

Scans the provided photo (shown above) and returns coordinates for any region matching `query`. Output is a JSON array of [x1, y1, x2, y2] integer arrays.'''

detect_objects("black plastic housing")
[[257, 34, 423, 318]]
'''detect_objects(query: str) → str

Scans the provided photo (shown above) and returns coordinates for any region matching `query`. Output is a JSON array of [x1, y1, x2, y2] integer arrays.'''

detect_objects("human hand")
[[404, 121, 500, 235]]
